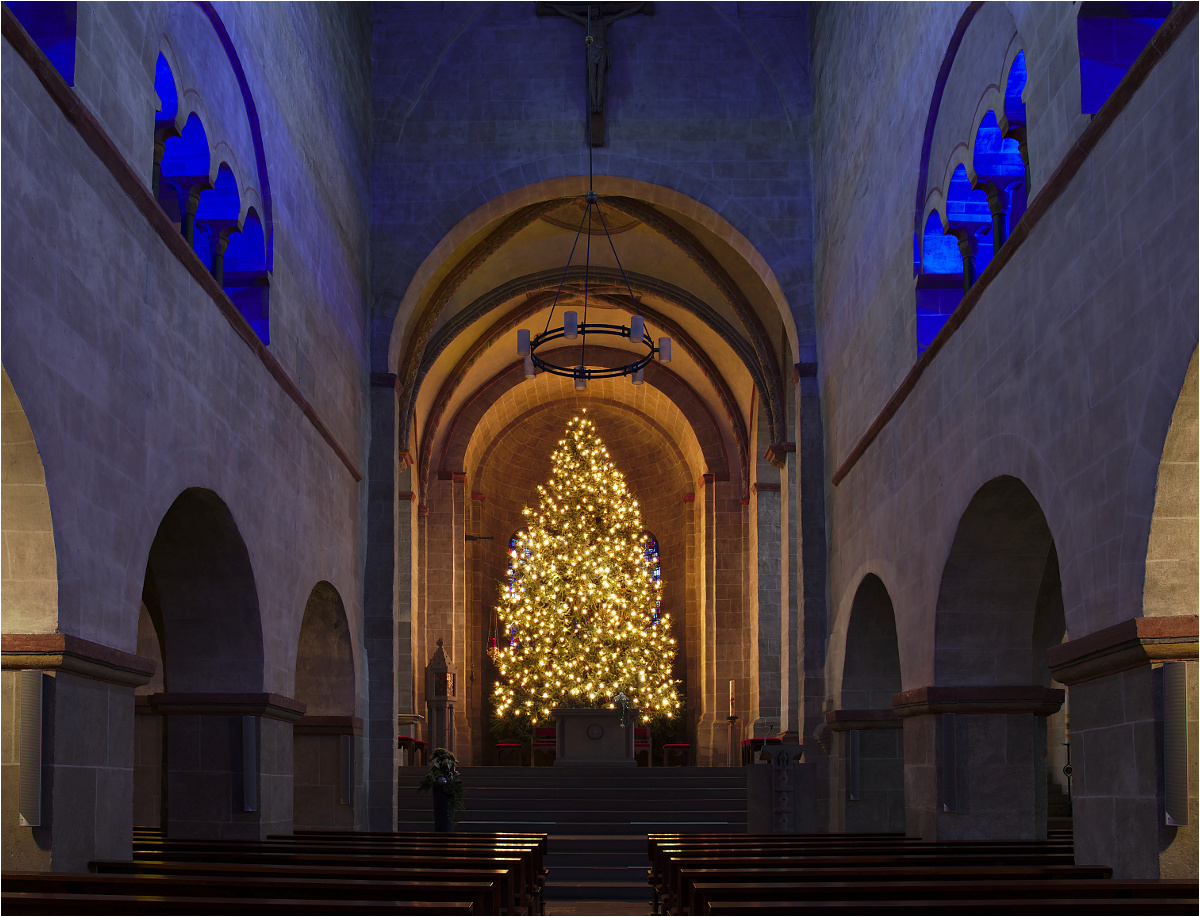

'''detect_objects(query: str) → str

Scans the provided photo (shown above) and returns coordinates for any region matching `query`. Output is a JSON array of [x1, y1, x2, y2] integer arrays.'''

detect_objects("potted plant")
[[418, 747, 465, 832]]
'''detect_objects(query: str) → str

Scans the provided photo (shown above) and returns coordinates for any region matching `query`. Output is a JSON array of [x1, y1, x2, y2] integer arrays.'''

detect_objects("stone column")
[[363, 373, 399, 830], [449, 473, 472, 762], [1047, 616, 1198, 879], [894, 685, 1063, 841], [825, 709, 904, 834], [749, 396, 781, 739], [1, 635, 155, 871], [694, 473, 718, 764], [795, 361, 829, 763], [148, 691, 305, 840]]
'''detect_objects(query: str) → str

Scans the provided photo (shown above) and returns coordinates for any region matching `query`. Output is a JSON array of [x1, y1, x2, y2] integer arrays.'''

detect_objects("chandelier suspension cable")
[[517, 4, 671, 387]]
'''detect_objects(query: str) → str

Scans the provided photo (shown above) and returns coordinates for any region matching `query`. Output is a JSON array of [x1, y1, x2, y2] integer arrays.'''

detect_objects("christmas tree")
[[491, 411, 680, 726]]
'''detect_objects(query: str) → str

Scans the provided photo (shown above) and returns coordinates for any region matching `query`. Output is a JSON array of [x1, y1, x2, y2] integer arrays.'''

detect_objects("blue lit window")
[[1078, 2, 1169, 115], [9, 2, 76, 85]]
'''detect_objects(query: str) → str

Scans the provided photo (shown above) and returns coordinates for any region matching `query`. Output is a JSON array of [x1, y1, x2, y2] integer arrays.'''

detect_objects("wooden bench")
[[2, 890, 476, 914], [697, 879, 1200, 915], [112, 849, 518, 914], [3, 872, 495, 914]]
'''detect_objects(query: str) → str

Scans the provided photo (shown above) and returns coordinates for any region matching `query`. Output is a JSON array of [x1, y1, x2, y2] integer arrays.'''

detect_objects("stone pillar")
[[826, 709, 904, 834], [364, 373, 399, 830], [775, 439, 799, 741], [954, 233, 977, 290], [293, 715, 363, 831], [795, 360, 829, 823], [749, 396, 781, 739], [1, 635, 155, 871], [1047, 616, 1198, 879], [449, 473, 472, 762], [694, 473, 718, 764], [894, 685, 1063, 841]]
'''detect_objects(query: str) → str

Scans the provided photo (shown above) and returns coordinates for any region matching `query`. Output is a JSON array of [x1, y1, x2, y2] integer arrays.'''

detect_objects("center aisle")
[[397, 766, 749, 903]]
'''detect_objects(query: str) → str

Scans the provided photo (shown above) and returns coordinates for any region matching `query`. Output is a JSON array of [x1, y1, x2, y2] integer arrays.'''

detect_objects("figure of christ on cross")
[[537, 2, 653, 145]]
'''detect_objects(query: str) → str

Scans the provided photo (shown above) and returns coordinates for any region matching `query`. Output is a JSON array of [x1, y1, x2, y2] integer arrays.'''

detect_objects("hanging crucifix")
[[537, 2, 653, 146]]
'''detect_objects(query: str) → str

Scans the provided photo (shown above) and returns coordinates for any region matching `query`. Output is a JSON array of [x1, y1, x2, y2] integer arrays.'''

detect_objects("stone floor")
[[545, 902, 652, 916]]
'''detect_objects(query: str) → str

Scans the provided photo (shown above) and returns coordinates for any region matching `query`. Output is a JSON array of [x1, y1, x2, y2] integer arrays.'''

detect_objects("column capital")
[[1047, 614, 1197, 685], [891, 684, 1064, 717], [2, 632, 156, 687]]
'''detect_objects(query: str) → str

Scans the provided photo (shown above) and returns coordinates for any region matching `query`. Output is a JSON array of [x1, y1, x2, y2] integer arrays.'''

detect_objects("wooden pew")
[[653, 842, 1082, 912], [697, 879, 1199, 915], [2, 890, 475, 915], [129, 837, 536, 913], [3, 872, 494, 914]]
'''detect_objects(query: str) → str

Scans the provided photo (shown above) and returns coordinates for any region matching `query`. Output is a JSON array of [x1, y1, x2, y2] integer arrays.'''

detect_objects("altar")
[[552, 707, 636, 767]]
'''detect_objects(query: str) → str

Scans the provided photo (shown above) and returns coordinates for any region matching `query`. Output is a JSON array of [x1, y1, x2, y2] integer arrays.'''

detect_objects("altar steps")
[[396, 766, 749, 900]]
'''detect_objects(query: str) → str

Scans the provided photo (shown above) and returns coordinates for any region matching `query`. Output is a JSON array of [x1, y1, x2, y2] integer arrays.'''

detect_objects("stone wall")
[[812, 1, 1197, 874], [2, 0, 373, 865]]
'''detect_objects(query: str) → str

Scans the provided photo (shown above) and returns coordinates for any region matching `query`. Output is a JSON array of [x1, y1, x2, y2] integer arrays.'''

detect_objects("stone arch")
[[156, 1, 272, 340], [831, 574, 905, 834], [293, 581, 359, 830], [924, 475, 1066, 839], [935, 476, 1059, 686], [141, 487, 271, 838], [144, 487, 263, 693], [426, 396, 695, 764], [1143, 348, 1198, 618], [1, 367, 59, 635], [433, 345, 731, 501], [384, 176, 796, 449], [843, 575, 902, 709]]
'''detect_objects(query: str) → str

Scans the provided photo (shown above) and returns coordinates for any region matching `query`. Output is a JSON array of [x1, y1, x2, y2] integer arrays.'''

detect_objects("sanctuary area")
[[1, 0, 1197, 908]]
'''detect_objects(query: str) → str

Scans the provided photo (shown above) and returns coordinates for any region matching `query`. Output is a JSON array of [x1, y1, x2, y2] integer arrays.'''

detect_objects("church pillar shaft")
[[363, 381, 399, 830]]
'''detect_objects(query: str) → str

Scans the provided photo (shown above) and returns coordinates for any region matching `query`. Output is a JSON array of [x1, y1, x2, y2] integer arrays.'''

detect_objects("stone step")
[[397, 818, 746, 835], [542, 878, 651, 902]]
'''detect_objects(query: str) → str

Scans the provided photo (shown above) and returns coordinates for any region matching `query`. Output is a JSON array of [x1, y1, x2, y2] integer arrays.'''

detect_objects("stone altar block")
[[552, 707, 636, 767]]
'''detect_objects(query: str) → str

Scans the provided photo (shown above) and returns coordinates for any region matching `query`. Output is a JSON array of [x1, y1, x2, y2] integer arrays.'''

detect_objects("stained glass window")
[[506, 534, 530, 646], [643, 532, 662, 622]]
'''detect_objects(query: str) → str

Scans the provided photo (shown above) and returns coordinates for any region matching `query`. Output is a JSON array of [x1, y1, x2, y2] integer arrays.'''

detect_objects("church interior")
[[2, 0, 1197, 910]]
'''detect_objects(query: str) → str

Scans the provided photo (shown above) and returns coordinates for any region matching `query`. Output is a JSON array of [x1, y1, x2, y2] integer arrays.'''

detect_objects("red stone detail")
[[471, 492, 486, 502], [2, 632, 156, 678], [891, 684, 1064, 717], [682, 493, 695, 503]]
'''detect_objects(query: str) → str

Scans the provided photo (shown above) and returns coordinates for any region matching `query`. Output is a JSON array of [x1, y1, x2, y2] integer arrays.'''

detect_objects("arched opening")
[[157, 113, 212, 245], [1143, 348, 1198, 618], [834, 575, 904, 833], [930, 476, 1066, 839], [194, 163, 242, 282], [7, 1, 76, 85], [293, 582, 359, 830], [223, 208, 270, 343], [1078, 2, 1170, 115], [141, 487, 268, 839], [1, 367, 58, 634], [466, 402, 692, 766]]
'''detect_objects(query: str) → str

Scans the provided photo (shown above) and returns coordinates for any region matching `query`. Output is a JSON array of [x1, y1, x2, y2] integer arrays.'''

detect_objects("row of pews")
[[647, 831, 1199, 915], [4, 827, 548, 914]]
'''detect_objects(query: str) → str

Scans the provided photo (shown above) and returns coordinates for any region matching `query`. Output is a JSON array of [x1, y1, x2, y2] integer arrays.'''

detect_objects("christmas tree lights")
[[492, 412, 681, 725]]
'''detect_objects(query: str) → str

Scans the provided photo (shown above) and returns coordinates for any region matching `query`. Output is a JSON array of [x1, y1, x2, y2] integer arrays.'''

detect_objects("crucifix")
[[537, 2, 653, 146]]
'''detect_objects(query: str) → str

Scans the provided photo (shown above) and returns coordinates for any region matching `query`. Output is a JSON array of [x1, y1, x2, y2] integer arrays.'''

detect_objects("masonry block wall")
[[2, 2, 373, 866], [811, 2, 1197, 875]]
